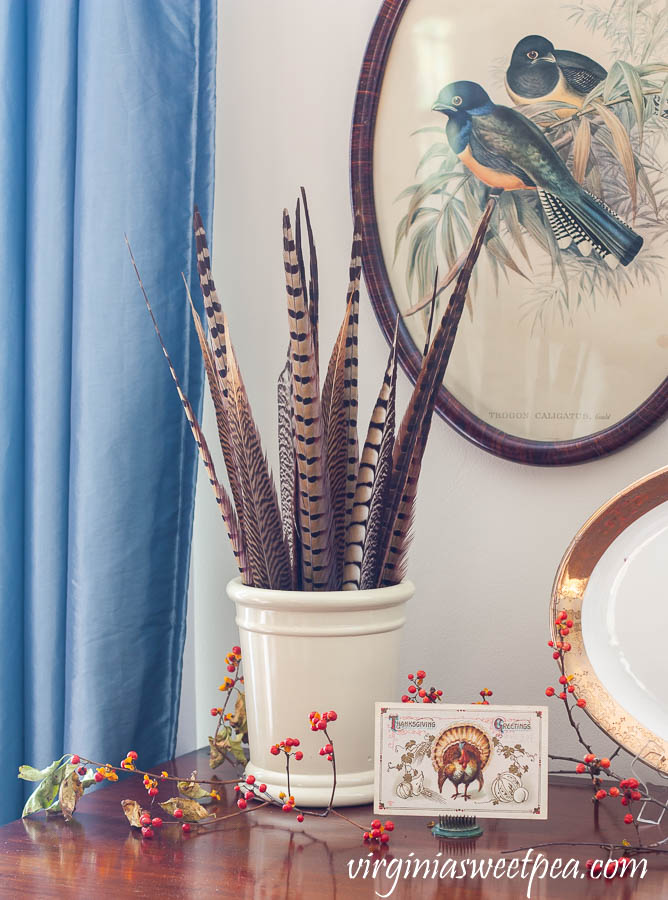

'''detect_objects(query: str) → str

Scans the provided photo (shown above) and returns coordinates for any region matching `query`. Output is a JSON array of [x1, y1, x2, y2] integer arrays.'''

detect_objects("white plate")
[[552, 467, 668, 773]]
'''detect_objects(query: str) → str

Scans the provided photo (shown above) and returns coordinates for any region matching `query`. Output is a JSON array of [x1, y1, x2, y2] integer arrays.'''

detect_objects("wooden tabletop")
[[1, 747, 666, 898]]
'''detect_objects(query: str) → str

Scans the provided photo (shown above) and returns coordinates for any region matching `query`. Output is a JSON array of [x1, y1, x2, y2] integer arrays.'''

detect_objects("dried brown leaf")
[[159, 797, 210, 822], [121, 799, 150, 828], [572, 117, 591, 184], [59, 771, 83, 822]]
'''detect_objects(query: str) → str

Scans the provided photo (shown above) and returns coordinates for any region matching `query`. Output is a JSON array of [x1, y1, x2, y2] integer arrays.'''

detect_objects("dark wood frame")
[[350, 0, 668, 466]]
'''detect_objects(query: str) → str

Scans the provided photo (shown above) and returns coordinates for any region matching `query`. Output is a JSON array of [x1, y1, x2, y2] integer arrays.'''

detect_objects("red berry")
[[407, 674, 414, 680], [576, 764, 586, 774], [559, 676, 567, 685], [609, 787, 620, 797], [151, 817, 163, 828], [77, 766, 87, 776], [71, 755, 80, 765], [563, 643, 571, 651], [560, 628, 570, 636], [232, 646, 241, 655], [595, 789, 606, 800], [380, 833, 390, 844], [324, 744, 333, 754], [556, 642, 563, 650], [182, 823, 191, 833], [210, 708, 218, 717], [585, 859, 594, 869], [295, 751, 303, 761], [624, 813, 634, 824], [416, 670, 426, 679], [599, 758, 610, 769], [408, 685, 417, 694], [141, 826, 154, 839], [545, 687, 555, 697], [326, 755, 333, 762], [363, 832, 370, 841], [233, 784, 241, 792], [566, 620, 573, 628], [547, 640, 554, 647], [140, 814, 151, 826], [270, 746, 280, 756], [370, 819, 381, 829], [631, 790, 642, 801], [327, 711, 337, 721], [173, 808, 184, 819], [559, 692, 567, 700], [128, 751, 138, 760], [628, 778, 639, 789], [552, 651, 560, 659], [227, 664, 235, 673], [292, 739, 300, 747], [577, 698, 586, 708], [418, 689, 426, 698], [282, 804, 291, 812], [370, 828, 381, 839], [319, 748, 325, 756], [259, 784, 267, 793], [384, 820, 395, 831], [621, 797, 629, 806], [436, 690, 443, 696], [237, 798, 247, 810], [297, 814, 304, 823], [567, 685, 575, 693], [246, 775, 256, 785], [584, 754, 595, 763], [317, 720, 327, 730], [148, 787, 158, 797], [285, 738, 294, 747], [94, 772, 104, 783], [401, 695, 410, 702]]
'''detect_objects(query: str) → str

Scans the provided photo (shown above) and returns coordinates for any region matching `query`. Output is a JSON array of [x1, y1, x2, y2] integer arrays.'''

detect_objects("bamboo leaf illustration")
[[616, 59, 646, 144], [592, 101, 637, 215]]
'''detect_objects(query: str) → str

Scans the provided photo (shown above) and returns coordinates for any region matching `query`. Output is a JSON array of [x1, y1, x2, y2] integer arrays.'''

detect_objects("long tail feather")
[[182, 274, 246, 532], [342, 330, 397, 590], [300, 187, 319, 365], [322, 295, 356, 584], [278, 355, 298, 587], [343, 214, 362, 531], [127, 240, 249, 582], [283, 209, 335, 590], [378, 197, 497, 586]]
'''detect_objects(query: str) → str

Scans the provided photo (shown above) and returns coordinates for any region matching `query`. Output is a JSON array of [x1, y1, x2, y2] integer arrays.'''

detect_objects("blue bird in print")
[[432, 80, 643, 267]]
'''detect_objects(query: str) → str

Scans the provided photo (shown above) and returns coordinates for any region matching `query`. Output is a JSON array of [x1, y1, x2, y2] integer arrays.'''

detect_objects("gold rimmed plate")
[[551, 467, 668, 773]]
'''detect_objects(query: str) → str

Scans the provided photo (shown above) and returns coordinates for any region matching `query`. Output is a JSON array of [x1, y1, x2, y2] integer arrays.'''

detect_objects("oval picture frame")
[[351, 0, 668, 465]]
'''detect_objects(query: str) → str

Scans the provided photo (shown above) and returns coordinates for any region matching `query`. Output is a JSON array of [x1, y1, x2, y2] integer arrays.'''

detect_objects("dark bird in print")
[[432, 81, 643, 267], [505, 35, 606, 116], [431, 725, 491, 800]]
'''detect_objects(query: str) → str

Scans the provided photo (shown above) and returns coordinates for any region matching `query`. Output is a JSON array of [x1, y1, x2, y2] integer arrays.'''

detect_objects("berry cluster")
[[120, 750, 138, 771], [269, 738, 303, 761], [585, 857, 633, 879], [309, 710, 337, 731], [143, 774, 159, 797], [363, 818, 395, 844], [545, 610, 586, 707], [138, 812, 164, 839], [475, 689, 493, 705], [93, 764, 119, 784], [401, 670, 443, 704], [225, 646, 242, 675], [235, 774, 269, 809]]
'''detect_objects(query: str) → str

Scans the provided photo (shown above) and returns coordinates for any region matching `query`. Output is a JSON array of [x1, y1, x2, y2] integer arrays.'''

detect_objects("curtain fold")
[[0, 0, 216, 825]]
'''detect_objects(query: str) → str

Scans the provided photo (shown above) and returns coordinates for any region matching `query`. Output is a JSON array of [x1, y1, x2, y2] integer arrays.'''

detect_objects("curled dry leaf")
[[159, 797, 210, 823], [228, 692, 247, 740], [121, 799, 150, 828], [59, 771, 84, 822], [178, 772, 212, 801]]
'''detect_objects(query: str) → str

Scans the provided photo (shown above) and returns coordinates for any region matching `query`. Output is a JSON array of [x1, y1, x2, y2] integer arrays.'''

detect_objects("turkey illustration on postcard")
[[374, 704, 548, 818]]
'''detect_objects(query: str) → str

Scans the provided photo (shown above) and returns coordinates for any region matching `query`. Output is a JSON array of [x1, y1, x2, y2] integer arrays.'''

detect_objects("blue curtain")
[[0, 0, 216, 825]]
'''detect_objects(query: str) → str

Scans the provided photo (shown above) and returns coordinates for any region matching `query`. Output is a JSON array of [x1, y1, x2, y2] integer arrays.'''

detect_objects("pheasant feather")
[[277, 355, 298, 586], [342, 215, 362, 531], [321, 294, 356, 583], [300, 187, 319, 365], [378, 197, 497, 586], [342, 330, 397, 590], [126, 240, 248, 582], [283, 209, 335, 590]]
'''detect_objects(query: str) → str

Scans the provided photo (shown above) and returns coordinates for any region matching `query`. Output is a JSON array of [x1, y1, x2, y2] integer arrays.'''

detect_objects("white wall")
[[177, 0, 667, 763]]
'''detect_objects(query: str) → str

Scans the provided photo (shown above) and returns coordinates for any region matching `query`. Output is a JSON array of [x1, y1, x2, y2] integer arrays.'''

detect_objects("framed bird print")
[[351, 0, 668, 465], [374, 703, 548, 818]]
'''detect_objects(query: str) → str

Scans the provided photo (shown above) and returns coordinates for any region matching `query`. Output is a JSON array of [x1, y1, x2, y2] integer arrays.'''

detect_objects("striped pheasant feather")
[[126, 240, 248, 582], [321, 295, 356, 583], [342, 214, 362, 531], [342, 332, 397, 590], [283, 209, 335, 591], [182, 274, 245, 532], [277, 355, 298, 586], [300, 187, 319, 365], [378, 197, 496, 586], [225, 347, 292, 589]]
